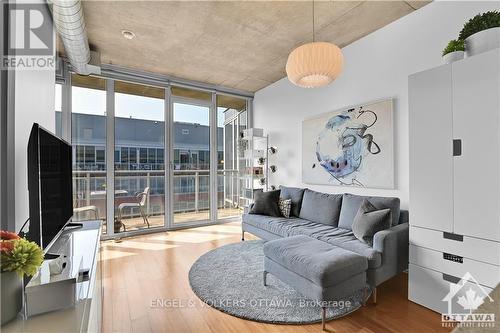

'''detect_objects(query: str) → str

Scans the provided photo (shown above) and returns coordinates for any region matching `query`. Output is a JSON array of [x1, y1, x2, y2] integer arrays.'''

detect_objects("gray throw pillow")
[[299, 189, 343, 226], [279, 186, 306, 217], [249, 190, 281, 217], [352, 199, 392, 246], [338, 193, 400, 230]]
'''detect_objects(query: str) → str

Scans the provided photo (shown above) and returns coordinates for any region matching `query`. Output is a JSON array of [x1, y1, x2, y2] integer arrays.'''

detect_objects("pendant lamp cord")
[[312, 0, 315, 42]]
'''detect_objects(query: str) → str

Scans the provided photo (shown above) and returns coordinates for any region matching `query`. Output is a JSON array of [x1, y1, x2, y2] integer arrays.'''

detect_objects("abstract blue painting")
[[302, 99, 394, 189]]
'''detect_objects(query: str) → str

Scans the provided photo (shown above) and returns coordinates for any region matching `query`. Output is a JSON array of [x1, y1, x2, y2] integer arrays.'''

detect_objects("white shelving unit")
[[239, 128, 269, 208]]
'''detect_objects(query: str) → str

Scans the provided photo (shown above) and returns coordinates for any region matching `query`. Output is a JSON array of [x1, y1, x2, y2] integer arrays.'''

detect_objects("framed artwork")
[[302, 99, 394, 189]]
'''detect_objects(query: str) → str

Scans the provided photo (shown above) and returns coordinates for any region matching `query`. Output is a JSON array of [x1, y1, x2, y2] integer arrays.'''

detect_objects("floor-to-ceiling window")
[[71, 75, 107, 234], [171, 87, 212, 225], [114, 81, 165, 233], [61, 70, 251, 238], [217, 95, 248, 218]]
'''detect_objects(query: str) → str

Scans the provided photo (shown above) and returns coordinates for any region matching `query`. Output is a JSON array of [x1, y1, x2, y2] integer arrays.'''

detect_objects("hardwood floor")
[[102, 222, 451, 333]]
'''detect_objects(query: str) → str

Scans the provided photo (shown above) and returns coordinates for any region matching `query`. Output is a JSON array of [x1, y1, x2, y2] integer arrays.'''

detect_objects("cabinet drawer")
[[409, 245, 500, 288], [408, 264, 493, 314], [409, 226, 500, 266], [409, 264, 450, 314]]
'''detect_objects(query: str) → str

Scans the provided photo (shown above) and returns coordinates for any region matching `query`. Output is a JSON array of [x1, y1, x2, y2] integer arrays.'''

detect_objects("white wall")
[[14, 2, 55, 231], [14, 70, 55, 231], [253, 1, 499, 209]]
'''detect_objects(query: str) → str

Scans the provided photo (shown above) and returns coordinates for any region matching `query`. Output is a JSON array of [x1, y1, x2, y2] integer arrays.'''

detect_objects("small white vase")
[[1, 271, 23, 325], [443, 51, 464, 64], [465, 27, 500, 57]]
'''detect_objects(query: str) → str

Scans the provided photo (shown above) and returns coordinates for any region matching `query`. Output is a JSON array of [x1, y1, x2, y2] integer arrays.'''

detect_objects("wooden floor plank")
[[102, 222, 451, 333]]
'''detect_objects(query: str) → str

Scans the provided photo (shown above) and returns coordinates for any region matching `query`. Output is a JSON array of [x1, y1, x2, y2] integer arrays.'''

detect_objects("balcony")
[[72, 169, 242, 233]]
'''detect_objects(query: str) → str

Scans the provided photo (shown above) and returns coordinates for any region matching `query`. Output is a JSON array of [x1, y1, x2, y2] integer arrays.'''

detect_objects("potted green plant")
[[1, 230, 44, 325], [442, 39, 465, 64], [459, 10, 500, 56]]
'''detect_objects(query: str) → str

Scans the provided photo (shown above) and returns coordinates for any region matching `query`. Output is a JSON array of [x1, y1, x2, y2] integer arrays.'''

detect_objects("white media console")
[[3, 220, 102, 333], [408, 48, 500, 314]]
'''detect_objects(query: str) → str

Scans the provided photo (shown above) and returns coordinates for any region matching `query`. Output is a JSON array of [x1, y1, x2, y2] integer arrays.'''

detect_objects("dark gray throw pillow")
[[249, 190, 282, 217], [279, 186, 306, 217], [352, 199, 392, 246]]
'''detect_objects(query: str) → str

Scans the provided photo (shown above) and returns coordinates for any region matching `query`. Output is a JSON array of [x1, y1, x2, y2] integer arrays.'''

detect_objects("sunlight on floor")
[[108, 240, 180, 251], [101, 222, 244, 262], [101, 247, 137, 260]]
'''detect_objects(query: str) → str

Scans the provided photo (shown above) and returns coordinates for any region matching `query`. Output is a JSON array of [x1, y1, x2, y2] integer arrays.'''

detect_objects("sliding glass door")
[[113, 81, 166, 234], [171, 95, 212, 225]]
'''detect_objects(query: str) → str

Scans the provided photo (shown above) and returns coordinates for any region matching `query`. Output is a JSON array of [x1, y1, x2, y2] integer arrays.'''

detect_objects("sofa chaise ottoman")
[[243, 187, 409, 301], [263, 235, 368, 330]]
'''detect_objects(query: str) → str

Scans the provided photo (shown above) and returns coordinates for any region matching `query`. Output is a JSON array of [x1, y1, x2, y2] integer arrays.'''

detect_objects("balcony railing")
[[72, 169, 241, 222]]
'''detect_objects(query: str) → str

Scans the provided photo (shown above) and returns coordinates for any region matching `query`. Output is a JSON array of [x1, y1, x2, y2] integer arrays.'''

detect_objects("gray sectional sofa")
[[242, 187, 409, 292]]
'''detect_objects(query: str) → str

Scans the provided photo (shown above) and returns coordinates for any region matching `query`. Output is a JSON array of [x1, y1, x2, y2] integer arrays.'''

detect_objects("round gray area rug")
[[188, 240, 371, 324]]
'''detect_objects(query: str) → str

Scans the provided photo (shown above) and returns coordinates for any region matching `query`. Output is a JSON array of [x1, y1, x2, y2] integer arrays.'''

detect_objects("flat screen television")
[[27, 123, 73, 251]]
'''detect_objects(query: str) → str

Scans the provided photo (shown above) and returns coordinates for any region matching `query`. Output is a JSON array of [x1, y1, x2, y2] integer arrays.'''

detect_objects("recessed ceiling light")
[[121, 30, 135, 40]]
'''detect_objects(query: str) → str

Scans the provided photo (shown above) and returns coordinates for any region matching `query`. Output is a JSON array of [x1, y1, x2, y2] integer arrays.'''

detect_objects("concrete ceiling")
[[72, 1, 430, 93]]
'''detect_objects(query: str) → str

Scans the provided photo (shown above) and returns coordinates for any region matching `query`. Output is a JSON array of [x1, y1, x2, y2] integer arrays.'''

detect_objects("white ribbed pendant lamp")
[[286, 0, 344, 88]]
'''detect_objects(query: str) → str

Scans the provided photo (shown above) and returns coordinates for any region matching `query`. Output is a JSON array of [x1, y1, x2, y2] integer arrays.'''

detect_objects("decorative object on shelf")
[[302, 99, 394, 189], [1, 230, 44, 325], [259, 178, 266, 186], [269, 165, 277, 173], [251, 166, 264, 175], [257, 157, 266, 165], [442, 39, 465, 64], [286, 0, 343, 88], [459, 11, 500, 56], [268, 146, 277, 155]]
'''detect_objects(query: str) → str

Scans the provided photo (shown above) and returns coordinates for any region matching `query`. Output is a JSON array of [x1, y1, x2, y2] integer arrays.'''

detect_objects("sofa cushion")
[[299, 189, 343, 226], [352, 199, 392, 246], [242, 214, 313, 238], [298, 226, 382, 269], [279, 186, 306, 217], [338, 193, 400, 229], [249, 190, 281, 217], [263, 235, 368, 287], [242, 214, 382, 268]]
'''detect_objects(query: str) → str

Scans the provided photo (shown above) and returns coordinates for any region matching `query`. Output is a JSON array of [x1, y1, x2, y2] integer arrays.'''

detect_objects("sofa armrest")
[[373, 222, 409, 274]]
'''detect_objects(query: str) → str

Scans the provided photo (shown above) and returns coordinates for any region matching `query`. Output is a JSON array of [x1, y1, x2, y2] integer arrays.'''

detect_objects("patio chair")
[[73, 205, 99, 221], [73, 195, 100, 222], [117, 187, 150, 229]]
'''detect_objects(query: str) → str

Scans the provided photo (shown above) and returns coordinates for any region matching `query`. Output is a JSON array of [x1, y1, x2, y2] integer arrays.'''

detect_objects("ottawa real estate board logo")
[[441, 272, 495, 329], [2, 2, 55, 70]]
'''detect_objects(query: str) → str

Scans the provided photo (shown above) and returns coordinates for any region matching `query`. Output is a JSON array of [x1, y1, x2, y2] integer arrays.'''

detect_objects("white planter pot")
[[465, 27, 500, 57], [442, 51, 464, 64], [1, 271, 23, 325]]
